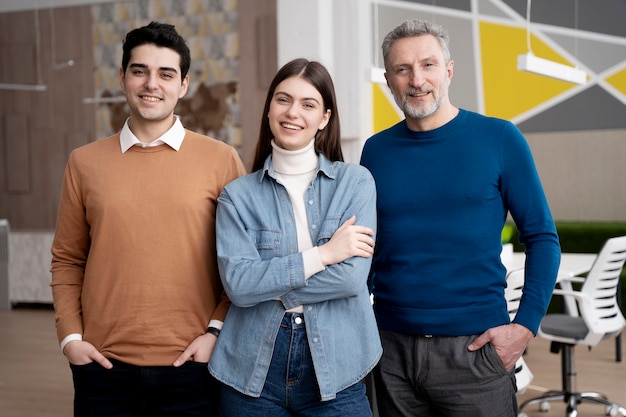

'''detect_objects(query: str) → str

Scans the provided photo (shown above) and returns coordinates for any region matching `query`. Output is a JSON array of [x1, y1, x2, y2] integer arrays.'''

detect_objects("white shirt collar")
[[119, 116, 185, 153]]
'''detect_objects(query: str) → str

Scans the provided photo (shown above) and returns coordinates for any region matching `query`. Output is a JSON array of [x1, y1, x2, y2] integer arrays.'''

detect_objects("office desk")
[[504, 252, 597, 319], [503, 252, 597, 277], [503, 251, 597, 318]]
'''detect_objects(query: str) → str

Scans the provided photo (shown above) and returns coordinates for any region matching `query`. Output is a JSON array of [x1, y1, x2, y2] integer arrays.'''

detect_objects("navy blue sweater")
[[360, 109, 560, 336]]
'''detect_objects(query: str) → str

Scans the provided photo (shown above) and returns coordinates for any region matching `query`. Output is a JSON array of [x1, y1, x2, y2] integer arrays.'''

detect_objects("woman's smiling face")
[[268, 76, 330, 151]]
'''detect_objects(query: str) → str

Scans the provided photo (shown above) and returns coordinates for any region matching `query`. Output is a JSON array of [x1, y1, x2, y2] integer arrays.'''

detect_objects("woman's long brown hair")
[[251, 58, 343, 172]]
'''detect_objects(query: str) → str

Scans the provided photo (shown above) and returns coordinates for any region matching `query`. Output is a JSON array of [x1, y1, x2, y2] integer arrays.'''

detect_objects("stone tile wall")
[[91, 0, 241, 148]]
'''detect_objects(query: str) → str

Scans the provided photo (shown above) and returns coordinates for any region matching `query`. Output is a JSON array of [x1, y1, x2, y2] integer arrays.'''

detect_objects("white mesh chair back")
[[520, 237, 626, 416], [505, 268, 525, 321], [505, 268, 534, 394], [579, 235, 626, 338]]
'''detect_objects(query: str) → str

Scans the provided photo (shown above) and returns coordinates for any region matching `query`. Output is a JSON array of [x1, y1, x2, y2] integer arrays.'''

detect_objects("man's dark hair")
[[121, 21, 191, 81]]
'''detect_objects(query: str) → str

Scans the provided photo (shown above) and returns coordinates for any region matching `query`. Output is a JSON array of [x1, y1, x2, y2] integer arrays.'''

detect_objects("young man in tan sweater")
[[50, 21, 246, 416]]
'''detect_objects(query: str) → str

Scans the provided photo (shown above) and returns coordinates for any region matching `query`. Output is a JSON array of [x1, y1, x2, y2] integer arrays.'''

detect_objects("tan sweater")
[[51, 130, 246, 366]]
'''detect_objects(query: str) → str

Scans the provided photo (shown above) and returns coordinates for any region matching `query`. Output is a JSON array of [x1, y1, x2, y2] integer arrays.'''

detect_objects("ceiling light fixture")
[[517, 53, 587, 84], [517, 0, 587, 84]]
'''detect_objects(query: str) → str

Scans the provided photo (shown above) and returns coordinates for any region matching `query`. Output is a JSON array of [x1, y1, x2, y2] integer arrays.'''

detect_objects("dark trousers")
[[70, 358, 219, 417], [373, 330, 518, 417]]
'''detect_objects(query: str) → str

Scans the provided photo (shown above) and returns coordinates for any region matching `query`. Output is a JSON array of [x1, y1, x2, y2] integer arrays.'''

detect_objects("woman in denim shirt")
[[209, 58, 382, 416]]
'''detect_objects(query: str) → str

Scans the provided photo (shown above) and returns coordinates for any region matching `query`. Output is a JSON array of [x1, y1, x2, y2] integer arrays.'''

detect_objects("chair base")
[[518, 390, 626, 417]]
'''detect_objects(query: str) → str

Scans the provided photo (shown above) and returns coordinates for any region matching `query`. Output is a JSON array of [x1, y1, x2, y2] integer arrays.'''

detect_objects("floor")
[[1, 306, 625, 417], [0, 306, 73, 417], [516, 331, 626, 417]]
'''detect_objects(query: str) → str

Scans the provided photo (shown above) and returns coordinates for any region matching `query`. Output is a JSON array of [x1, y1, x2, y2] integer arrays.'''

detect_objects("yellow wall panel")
[[480, 22, 580, 120], [606, 68, 626, 96], [372, 83, 402, 133]]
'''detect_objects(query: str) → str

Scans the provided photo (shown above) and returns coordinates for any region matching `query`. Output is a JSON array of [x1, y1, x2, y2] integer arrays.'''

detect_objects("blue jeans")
[[220, 312, 373, 417], [70, 359, 219, 417]]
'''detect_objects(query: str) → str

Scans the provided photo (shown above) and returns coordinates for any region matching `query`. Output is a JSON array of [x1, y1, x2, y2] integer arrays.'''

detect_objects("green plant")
[[501, 224, 515, 244]]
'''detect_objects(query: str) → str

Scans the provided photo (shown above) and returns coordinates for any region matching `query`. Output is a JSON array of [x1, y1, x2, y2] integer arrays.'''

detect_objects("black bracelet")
[[205, 326, 221, 337]]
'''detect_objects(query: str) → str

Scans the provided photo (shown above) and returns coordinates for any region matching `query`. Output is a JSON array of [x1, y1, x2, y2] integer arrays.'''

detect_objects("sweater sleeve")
[[209, 146, 247, 322], [302, 247, 325, 278], [50, 153, 90, 343], [500, 123, 561, 333]]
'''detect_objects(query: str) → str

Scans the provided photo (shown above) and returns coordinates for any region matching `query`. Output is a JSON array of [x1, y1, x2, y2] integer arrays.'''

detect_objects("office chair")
[[518, 236, 626, 417], [505, 268, 534, 394]]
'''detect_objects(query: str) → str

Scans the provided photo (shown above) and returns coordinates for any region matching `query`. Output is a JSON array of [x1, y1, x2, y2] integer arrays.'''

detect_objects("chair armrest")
[[556, 274, 586, 288], [551, 288, 591, 317], [556, 275, 586, 285], [551, 288, 589, 300], [555, 276, 586, 314]]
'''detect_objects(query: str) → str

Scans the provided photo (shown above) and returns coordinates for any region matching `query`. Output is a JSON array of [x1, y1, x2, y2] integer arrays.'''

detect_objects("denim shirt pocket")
[[247, 228, 281, 258]]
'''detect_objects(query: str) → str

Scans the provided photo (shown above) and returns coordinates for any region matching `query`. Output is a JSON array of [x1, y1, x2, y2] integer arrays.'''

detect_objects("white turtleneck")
[[271, 139, 325, 311]]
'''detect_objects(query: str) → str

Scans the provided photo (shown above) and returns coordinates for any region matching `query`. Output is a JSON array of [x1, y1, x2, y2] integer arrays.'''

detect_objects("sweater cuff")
[[302, 247, 325, 279]]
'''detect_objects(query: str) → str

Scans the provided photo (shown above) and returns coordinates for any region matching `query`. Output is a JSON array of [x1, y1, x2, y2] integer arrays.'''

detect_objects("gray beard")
[[395, 93, 441, 120]]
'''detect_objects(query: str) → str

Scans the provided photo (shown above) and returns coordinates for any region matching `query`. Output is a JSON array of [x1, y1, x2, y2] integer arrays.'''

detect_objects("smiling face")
[[119, 43, 189, 135], [385, 34, 454, 128], [268, 76, 331, 151]]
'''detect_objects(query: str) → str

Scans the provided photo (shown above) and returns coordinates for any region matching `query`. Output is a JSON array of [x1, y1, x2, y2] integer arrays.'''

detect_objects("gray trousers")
[[373, 330, 518, 417]]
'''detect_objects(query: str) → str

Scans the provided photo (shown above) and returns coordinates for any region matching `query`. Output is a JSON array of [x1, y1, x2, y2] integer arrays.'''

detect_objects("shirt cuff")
[[207, 319, 223, 330], [60, 333, 82, 352]]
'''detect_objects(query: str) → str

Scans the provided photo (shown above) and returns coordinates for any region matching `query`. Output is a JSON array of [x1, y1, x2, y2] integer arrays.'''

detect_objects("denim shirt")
[[208, 154, 382, 401]]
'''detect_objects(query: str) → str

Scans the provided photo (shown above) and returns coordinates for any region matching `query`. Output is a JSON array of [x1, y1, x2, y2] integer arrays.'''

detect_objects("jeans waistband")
[[282, 312, 305, 329]]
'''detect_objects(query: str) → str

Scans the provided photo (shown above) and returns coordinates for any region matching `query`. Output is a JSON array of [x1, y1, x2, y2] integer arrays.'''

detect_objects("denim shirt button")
[[308, 200, 314, 205], [312, 337, 319, 343], [311, 224, 317, 229]]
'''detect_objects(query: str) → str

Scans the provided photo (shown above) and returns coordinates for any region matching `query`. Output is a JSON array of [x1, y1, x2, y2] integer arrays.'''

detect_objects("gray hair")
[[382, 19, 451, 70]]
